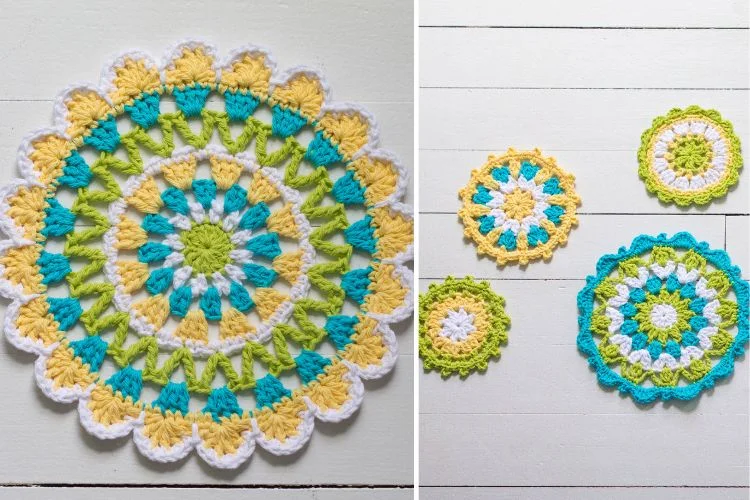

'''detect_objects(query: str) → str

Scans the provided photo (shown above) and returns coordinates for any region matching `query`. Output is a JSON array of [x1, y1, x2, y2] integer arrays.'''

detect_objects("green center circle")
[[180, 223, 234, 275], [669, 135, 713, 176]]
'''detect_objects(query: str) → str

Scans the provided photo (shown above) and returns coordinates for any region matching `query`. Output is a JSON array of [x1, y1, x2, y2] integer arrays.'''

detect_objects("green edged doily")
[[638, 106, 742, 206], [419, 276, 510, 377]]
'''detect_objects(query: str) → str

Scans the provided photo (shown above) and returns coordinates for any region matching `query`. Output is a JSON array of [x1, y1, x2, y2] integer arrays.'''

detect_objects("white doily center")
[[650, 303, 678, 329], [439, 307, 476, 342]]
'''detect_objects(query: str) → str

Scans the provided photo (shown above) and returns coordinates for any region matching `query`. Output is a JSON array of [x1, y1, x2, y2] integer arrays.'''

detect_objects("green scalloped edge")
[[419, 276, 510, 378], [637, 105, 743, 206]]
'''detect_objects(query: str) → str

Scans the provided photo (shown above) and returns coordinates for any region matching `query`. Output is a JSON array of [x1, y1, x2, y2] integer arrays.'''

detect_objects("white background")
[[418, 1, 749, 499], [0, 0, 413, 498]]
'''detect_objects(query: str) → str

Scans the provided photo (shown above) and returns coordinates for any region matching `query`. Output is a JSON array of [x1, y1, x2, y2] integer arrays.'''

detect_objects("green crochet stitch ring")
[[419, 276, 510, 377]]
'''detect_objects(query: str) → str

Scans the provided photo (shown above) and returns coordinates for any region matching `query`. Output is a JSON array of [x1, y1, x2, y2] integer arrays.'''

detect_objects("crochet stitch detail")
[[419, 276, 510, 377], [577, 232, 748, 404], [638, 106, 743, 206], [458, 148, 581, 266], [0, 40, 413, 469]]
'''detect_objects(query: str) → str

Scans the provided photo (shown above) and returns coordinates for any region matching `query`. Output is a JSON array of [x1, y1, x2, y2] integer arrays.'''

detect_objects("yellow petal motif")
[[161, 156, 197, 190], [174, 309, 209, 343], [342, 316, 388, 369], [115, 215, 148, 249], [27, 134, 71, 186], [209, 155, 243, 189], [17, 297, 61, 346], [349, 154, 400, 205], [255, 397, 306, 443], [7, 185, 47, 241], [45, 344, 97, 390], [303, 361, 352, 413], [108, 56, 161, 106], [247, 171, 280, 204], [253, 288, 288, 321], [197, 414, 252, 457], [265, 203, 300, 238], [87, 384, 142, 427], [219, 51, 273, 96], [126, 177, 163, 214], [317, 110, 370, 159], [116, 261, 149, 293], [164, 45, 216, 89], [1, 245, 44, 294], [370, 207, 413, 260], [272, 250, 304, 284], [142, 408, 194, 448], [133, 294, 170, 330], [219, 308, 256, 340], [271, 72, 325, 119], [364, 263, 408, 316], [63, 89, 111, 139]]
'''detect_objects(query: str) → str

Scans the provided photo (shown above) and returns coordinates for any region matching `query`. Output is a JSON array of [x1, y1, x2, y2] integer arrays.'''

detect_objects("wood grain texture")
[[421, 29, 749, 88], [420, 89, 748, 151], [0, 488, 413, 500], [420, 0, 749, 28], [420, 487, 748, 500], [0, 0, 414, 489], [418, 0, 749, 495]]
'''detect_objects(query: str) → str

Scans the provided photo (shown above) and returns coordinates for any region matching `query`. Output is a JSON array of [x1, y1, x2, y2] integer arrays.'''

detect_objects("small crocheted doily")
[[419, 276, 510, 377], [0, 40, 413, 468], [458, 149, 580, 266], [638, 106, 742, 206], [577, 233, 748, 404]]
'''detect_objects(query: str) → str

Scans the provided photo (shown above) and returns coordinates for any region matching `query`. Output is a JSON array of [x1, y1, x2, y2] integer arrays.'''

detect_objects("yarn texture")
[[419, 276, 510, 377], [638, 106, 742, 206], [458, 148, 580, 266], [0, 40, 413, 468], [577, 232, 748, 404]]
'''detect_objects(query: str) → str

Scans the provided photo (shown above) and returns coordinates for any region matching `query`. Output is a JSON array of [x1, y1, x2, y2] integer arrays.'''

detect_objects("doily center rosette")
[[577, 233, 748, 404], [638, 106, 742, 206], [419, 276, 510, 377], [0, 41, 413, 468], [458, 149, 581, 266]]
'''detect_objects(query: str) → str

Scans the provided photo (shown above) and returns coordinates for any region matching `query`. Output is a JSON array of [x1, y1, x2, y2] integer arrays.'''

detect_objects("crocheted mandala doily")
[[0, 41, 413, 468], [419, 276, 510, 377], [577, 233, 748, 404], [638, 106, 742, 206], [458, 149, 580, 266]]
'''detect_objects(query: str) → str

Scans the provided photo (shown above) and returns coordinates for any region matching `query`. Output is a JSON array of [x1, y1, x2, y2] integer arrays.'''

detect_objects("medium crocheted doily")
[[0, 40, 413, 468], [577, 233, 747, 404], [419, 276, 510, 377], [458, 148, 580, 266], [638, 106, 742, 206]]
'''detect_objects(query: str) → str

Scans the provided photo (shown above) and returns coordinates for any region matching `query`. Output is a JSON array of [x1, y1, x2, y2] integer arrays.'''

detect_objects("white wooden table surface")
[[418, 1, 749, 499], [0, 0, 414, 497]]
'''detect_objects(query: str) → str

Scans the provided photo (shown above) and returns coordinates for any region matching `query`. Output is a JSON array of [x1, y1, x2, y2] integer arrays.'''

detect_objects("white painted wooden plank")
[[421, 30, 748, 89], [419, 214, 726, 279], [420, 0, 749, 28], [0, 0, 412, 101], [0, 488, 413, 500], [0, 346, 413, 484], [420, 89, 748, 151], [420, 150, 750, 215], [419, 413, 749, 486], [418, 279, 749, 415], [420, 487, 748, 500], [726, 216, 749, 279]]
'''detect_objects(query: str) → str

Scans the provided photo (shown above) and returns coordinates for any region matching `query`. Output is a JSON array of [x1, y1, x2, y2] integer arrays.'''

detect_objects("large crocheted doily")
[[0, 41, 413, 468]]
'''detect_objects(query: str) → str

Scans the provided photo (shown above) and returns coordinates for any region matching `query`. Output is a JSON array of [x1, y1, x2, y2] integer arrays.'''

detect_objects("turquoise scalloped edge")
[[576, 232, 749, 404]]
